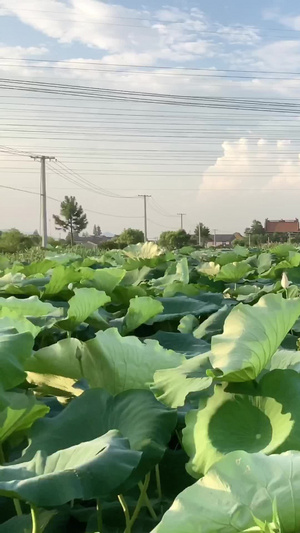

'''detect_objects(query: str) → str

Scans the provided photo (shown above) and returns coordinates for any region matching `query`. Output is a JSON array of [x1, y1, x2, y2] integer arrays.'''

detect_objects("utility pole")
[[177, 213, 186, 230], [31, 155, 56, 248], [138, 194, 151, 242], [198, 222, 202, 246], [213, 229, 217, 247]]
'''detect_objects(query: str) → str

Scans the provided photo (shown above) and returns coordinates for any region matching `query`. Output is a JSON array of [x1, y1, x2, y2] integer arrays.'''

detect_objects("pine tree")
[[53, 196, 88, 246]]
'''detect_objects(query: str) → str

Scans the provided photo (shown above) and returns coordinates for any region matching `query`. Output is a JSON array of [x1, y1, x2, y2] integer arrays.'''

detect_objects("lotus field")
[[3, 242, 300, 531]]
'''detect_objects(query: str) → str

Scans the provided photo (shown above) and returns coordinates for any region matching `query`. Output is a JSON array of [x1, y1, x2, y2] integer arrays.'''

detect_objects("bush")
[[0, 229, 35, 253], [159, 230, 191, 250], [117, 228, 144, 245]]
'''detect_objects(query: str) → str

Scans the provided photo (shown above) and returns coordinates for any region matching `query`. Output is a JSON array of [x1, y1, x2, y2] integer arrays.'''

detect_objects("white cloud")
[[277, 140, 291, 149], [200, 137, 297, 192], [0, 0, 261, 67], [253, 40, 300, 70], [0, 44, 48, 58], [193, 138, 300, 232]]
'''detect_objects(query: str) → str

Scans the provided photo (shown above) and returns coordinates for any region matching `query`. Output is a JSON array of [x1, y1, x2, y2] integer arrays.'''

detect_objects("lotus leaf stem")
[[31, 505, 41, 533], [13, 498, 22, 516], [118, 494, 131, 533], [129, 473, 151, 528], [155, 465, 162, 501], [96, 499, 103, 532], [138, 481, 158, 520], [0, 443, 5, 465]]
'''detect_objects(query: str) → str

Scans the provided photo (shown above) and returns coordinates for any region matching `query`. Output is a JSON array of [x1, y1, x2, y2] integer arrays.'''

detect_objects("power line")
[[54, 160, 138, 199], [2, 78, 300, 110], [0, 183, 59, 201]]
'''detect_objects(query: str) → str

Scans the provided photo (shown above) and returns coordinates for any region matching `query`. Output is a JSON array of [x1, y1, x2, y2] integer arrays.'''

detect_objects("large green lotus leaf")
[[152, 353, 213, 408], [163, 282, 200, 298], [58, 288, 111, 331], [183, 384, 293, 476], [82, 329, 184, 393], [0, 330, 34, 390], [112, 285, 147, 306], [151, 451, 300, 533], [122, 296, 163, 335], [268, 350, 300, 372], [193, 305, 232, 341], [26, 338, 83, 380], [20, 389, 176, 482], [43, 265, 82, 296], [270, 243, 296, 257], [255, 369, 300, 453], [152, 258, 189, 288], [0, 391, 49, 444], [178, 314, 199, 334], [79, 267, 126, 294], [148, 294, 224, 323], [233, 245, 249, 257], [288, 251, 300, 267], [148, 331, 210, 357], [0, 312, 41, 337], [0, 430, 140, 506], [26, 372, 83, 399], [121, 266, 151, 287], [0, 296, 59, 317], [21, 260, 58, 276], [215, 260, 253, 282], [28, 330, 183, 393], [216, 252, 240, 266], [209, 294, 300, 382], [85, 307, 113, 331], [45, 252, 81, 264], [257, 253, 273, 275]]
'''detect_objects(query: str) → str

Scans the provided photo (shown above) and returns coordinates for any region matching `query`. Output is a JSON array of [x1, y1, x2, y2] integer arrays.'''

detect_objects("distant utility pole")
[[31, 155, 56, 248], [138, 194, 151, 242], [177, 213, 186, 230], [213, 229, 218, 247], [198, 222, 202, 246]]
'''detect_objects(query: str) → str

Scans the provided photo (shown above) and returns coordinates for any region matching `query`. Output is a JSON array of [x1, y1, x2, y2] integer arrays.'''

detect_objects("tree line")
[[1, 196, 298, 254]]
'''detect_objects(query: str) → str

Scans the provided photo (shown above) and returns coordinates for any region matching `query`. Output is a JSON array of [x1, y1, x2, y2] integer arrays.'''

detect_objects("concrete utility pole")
[[31, 155, 56, 248], [198, 222, 202, 246], [138, 194, 151, 242], [213, 228, 217, 247], [177, 213, 186, 230]]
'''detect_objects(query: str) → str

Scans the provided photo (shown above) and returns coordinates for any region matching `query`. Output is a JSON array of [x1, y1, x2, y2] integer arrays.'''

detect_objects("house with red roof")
[[265, 219, 300, 234]]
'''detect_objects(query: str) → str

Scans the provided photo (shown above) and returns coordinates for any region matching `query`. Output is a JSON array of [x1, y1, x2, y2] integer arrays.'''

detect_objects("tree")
[[249, 220, 265, 235], [53, 196, 88, 246], [0, 229, 34, 253], [117, 228, 144, 245], [159, 229, 191, 250], [193, 223, 211, 246], [93, 225, 102, 237]]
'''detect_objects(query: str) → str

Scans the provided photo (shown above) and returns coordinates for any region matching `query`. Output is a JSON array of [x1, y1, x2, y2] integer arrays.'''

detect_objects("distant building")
[[265, 219, 300, 234], [207, 232, 243, 247], [74, 234, 113, 248]]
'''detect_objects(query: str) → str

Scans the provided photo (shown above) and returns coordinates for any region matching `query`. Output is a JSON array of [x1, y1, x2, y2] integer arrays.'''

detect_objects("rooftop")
[[265, 219, 300, 233]]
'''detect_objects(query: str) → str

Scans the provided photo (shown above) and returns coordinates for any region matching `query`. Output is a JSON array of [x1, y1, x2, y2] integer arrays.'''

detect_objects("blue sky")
[[1, 0, 300, 237]]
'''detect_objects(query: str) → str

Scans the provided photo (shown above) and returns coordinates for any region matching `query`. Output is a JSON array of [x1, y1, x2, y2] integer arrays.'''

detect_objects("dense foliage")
[[158, 229, 190, 249], [2, 242, 300, 531], [117, 228, 145, 245]]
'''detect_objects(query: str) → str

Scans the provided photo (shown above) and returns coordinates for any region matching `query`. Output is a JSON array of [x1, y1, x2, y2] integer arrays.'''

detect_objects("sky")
[[1, 0, 300, 238]]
